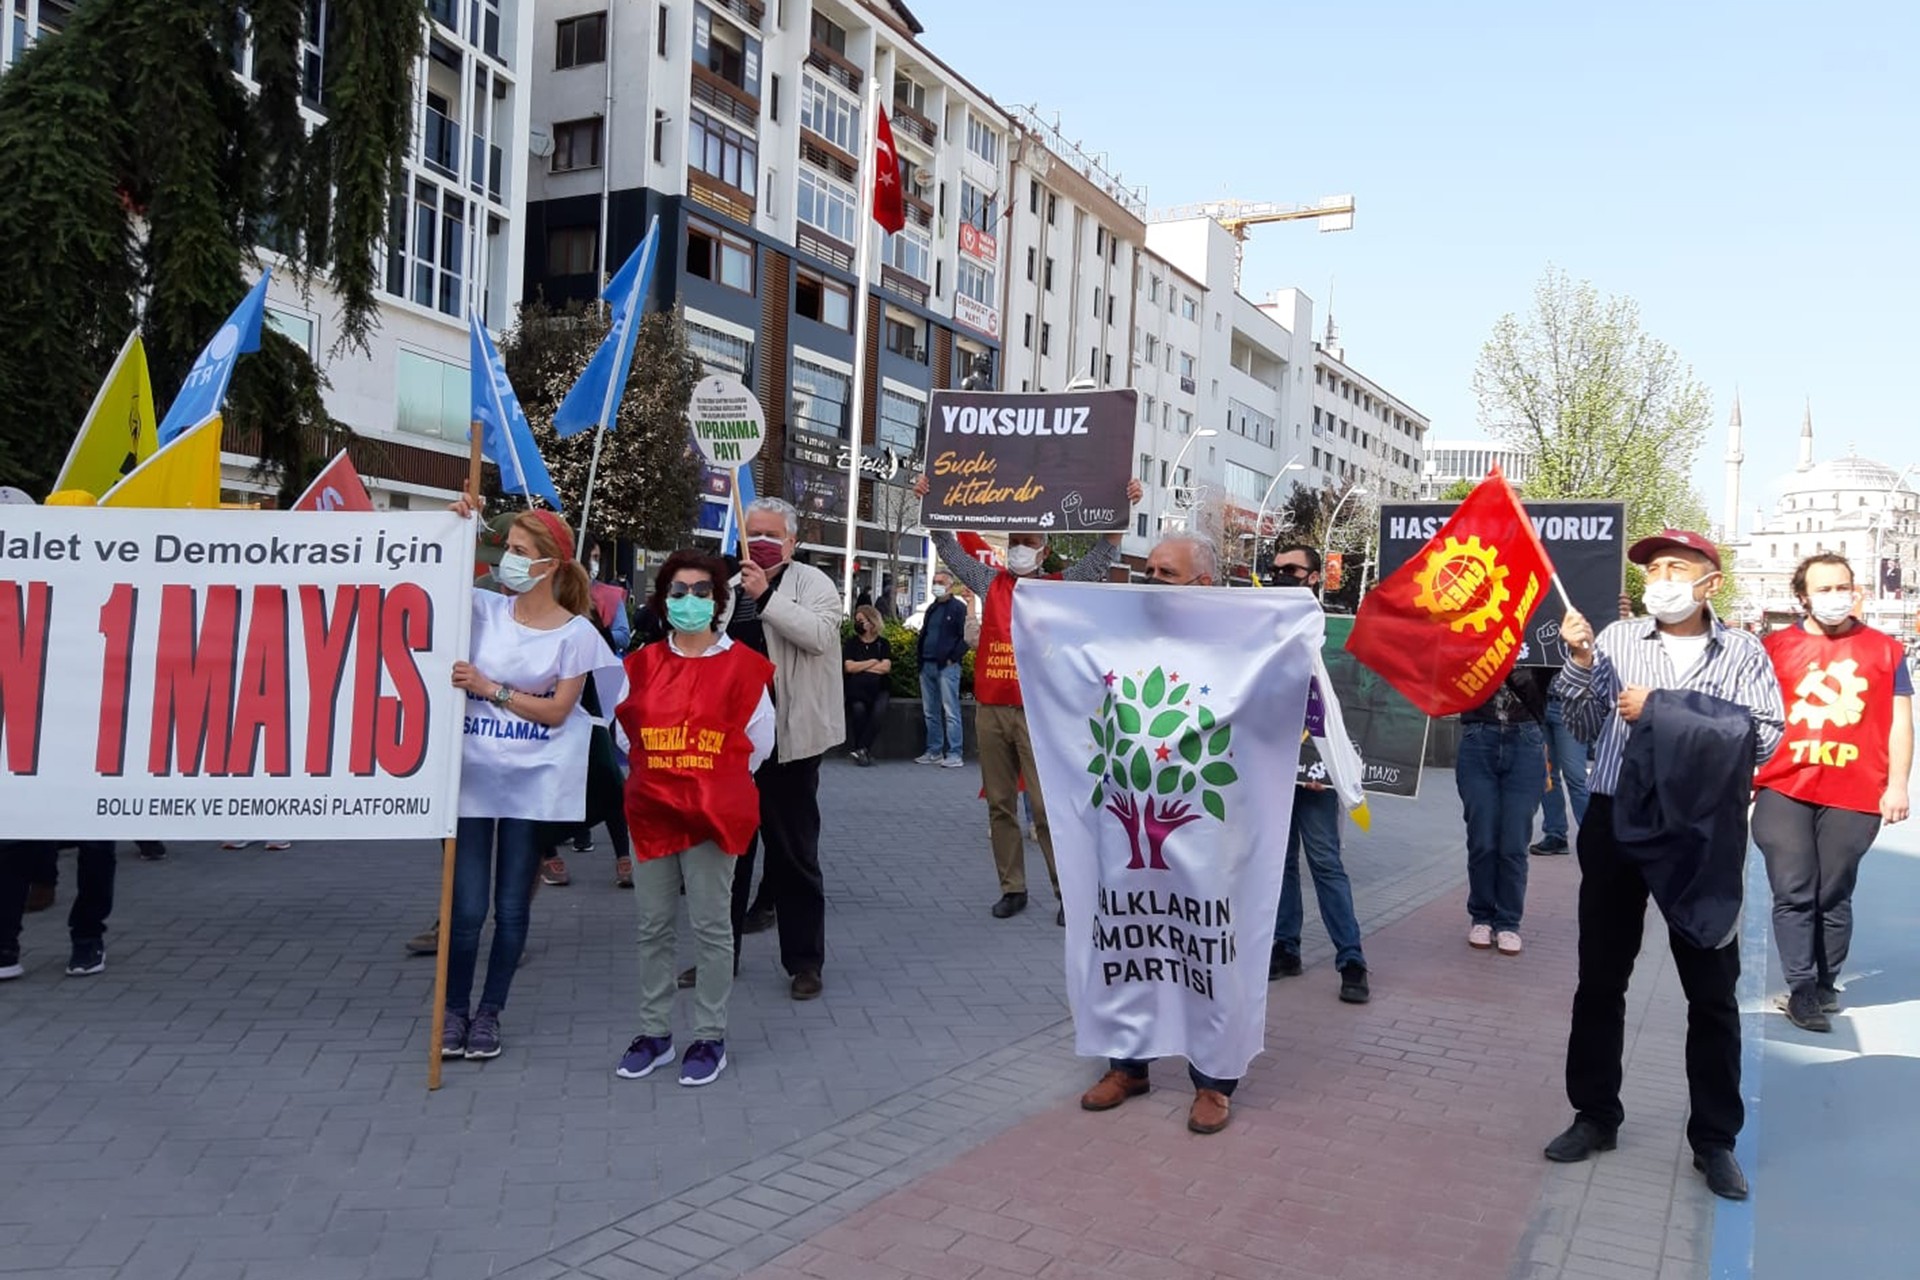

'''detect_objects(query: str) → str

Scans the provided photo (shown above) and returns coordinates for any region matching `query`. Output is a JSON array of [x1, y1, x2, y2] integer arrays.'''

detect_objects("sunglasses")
[[1272, 564, 1311, 579], [666, 582, 715, 599]]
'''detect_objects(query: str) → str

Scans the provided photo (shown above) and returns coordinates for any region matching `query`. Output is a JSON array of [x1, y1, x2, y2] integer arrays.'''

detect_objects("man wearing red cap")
[[1543, 529, 1784, 1202]]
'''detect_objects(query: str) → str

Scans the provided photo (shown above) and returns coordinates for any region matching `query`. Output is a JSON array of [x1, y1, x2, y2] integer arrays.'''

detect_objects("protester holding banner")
[[1751, 553, 1912, 1034], [611, 551, 775, 1088], [1455, 669, 1553, 955], [1544, 529, 1783, 1202], [443, 500, 622, 1061], [912, 474, 1145, 924], [1265, 545, 1371, 1004]]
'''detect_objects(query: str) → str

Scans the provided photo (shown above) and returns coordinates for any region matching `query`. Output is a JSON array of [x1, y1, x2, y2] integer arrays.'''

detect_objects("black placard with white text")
[[920, 389, 1135, 533]]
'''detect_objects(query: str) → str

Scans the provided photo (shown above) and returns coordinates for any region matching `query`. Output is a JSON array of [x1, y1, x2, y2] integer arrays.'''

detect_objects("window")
[[769, 73, 780, 122], [792, 359, 850, 439], [1043, 257, 1055, 292], [796, 168, 858, 242], [1046, 192, 1057, 225], [1106, 295, 1115, 326], [555, 12, 606, 68], [795, 269, 851, 329], [1096, 228, 1106, 256], [552, 117, 602, 172], [546, 226, 597, 276], [1136, 513, 1149, 538], [266, 306, 315, 359], [685, 321, 753, 382], [1177, 410, 1193, 434], [1149, 275, 1162, 303], [1023, 314, 1033, 348], [959, 179, 996, 232], [1088, 349, 1098, 379], [1178, 352, 1196, 379], [1181, 295, 1198, 321], [686, 218, 753, 293], [1143, 334, 1158, 363], [1026, 246, 1036, 281], [1224, 461, 1269, 506], [1104, 354, 1113, 384], [956, 258, 995, 308], [1039, 322, 1051, 355], [966, 113, 999, 165], [695, 3, 760, 95], [657, 3, 668, 55], [1139, 452, 1153, 480], [810, 11, 846, 53], [1142, 394, 1155, 422], [800, 73, 859, 153], [689, 109, 757, 194], [1029, 179, 1041, 214], [1092, 287, 1102, 318], [883, 225, 931, 282], [383, 178, 466, 317], [396, 349, 469, 442], [879, 388, 924, 454]]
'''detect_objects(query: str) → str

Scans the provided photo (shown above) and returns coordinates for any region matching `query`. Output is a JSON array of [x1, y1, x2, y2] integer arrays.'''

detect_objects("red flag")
[[1345, 467, 1555, 717], [291, 449, 375, 512], [872, 105, 905, 234]]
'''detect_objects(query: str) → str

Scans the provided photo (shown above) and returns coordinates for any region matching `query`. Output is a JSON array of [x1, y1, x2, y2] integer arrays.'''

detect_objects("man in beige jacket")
[[729, 497, 845, 999]]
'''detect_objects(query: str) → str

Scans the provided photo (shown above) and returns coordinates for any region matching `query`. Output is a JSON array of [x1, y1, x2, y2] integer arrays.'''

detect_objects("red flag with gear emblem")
[[1345, 467, 1556, 717]]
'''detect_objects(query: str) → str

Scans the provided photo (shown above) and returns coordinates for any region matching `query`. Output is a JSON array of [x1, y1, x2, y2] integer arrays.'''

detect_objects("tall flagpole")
[[840, 80, 883, 616], [575, 291, 630, 554]]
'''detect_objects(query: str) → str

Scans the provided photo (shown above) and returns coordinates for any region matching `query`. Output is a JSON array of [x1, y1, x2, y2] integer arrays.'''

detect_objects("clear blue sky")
[[913, 0, 1918, 533]]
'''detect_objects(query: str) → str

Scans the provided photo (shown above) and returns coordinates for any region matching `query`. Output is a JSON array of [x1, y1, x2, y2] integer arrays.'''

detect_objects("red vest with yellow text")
[[974, 570, 1060, 707], [616, 640, 774, 859], [1754, 622, 1904, 814]]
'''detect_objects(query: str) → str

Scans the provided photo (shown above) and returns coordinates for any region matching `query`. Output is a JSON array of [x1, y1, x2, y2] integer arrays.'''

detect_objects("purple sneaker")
[[616, 1034, 674, 1079], [678, 1039, 727, 1087], [441, 1010, 470, 1058], [464, 1009, 502, 1059]]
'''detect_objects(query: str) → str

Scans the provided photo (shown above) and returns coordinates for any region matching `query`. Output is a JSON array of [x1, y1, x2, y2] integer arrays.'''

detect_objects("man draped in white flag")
[[1014, 555, 1322, 1134]]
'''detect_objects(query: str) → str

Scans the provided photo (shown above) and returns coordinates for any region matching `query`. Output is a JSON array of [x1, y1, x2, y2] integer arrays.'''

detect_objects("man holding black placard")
[[911, 473, 1144, 924]]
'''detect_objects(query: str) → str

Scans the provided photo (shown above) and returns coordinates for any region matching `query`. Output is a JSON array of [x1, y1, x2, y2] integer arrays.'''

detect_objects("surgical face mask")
[[497, 552, 549, 595], [1643, 578, 1703, 625], [747, 536, 786, 570], [588, 557, 601, 578], [667, 595, 716, 633], [931, 582, 949, 598], [1006, 545, 1043, 576], [1808, 590, 1855, 626]]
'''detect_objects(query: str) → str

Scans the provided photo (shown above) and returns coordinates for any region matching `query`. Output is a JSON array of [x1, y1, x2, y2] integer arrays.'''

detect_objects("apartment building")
[[1420, 438, 1534, 498], [1308, 333, 1429, 500], [5, 0, 536, 510], [523, 0, 1012, 596]]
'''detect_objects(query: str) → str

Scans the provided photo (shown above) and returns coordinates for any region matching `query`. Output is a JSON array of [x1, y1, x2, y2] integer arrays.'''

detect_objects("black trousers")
[[729, 753, 825, 975], [1751, 788, 1881, 991], [0, 841, 117, 956], [1567, 795, 1742, 1152], [845, 688, 890, 752]]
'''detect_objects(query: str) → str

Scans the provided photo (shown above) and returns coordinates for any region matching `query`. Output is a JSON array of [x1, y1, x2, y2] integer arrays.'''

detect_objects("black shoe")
[[1692, 1147, 1748, 1201], [1529, 838, 1570, 857], [791, 970, 823, 1000], [571, 836, 594, 853], [66, 939, 106, 977], [1056, 905, 1065, 926], [991, 892, 1028, 919], [742, 905, 777, 935], [136, 841, 168, 861], [1817, 984, 1841, 1013], [1785, 985, 1832, 1032], [1268, 945, 1302, 980], [1337, 963, 1369, 1004], [1543, 1119, 1617, 1163]]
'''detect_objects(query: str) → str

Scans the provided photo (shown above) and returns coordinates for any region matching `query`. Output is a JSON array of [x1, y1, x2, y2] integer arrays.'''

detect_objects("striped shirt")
[[1552, 611, 1785, 797]]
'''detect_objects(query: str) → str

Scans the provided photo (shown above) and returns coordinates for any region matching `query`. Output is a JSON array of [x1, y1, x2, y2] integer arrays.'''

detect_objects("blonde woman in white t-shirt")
[[442, 497, 621, 1061]]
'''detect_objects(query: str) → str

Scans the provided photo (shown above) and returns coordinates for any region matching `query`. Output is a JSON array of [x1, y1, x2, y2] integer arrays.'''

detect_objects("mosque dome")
[[1780, 452, 1914, 497]]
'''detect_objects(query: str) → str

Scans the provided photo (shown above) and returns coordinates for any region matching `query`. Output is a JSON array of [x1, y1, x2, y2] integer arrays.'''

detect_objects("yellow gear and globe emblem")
[[1411, 535, 1511, 633], [1789, 659, 1870, 731]]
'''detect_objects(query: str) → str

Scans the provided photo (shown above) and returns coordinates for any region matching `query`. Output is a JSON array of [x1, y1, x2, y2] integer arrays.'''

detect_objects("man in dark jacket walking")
[[915, 571, 970, 767]]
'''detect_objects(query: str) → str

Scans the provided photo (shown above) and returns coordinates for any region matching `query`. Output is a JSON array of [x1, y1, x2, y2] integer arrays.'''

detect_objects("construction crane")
[[1148, 197, 1356, 287]]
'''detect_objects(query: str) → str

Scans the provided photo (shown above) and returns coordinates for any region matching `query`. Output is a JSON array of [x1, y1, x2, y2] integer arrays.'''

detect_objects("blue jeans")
[[1456, 721, 1548, 931], [1538, 698, 1590, 843], [1274, 787, 1365, 970], [447, 817, 541, 1014], [920, 660, 964, 760]]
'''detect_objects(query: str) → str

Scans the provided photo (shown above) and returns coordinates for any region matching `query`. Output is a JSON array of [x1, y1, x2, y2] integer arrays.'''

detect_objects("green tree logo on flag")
[[1087, 665, 1236, 870]]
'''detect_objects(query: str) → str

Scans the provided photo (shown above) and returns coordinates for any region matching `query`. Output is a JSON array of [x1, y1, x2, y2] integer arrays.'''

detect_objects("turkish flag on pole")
[[872, 105, 906, 234], [291, 449, 375, 512], [1345, 467, 1556, 717]]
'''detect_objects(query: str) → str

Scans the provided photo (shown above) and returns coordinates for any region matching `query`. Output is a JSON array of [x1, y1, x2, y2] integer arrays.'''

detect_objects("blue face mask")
[[667, 595, 717, 633]]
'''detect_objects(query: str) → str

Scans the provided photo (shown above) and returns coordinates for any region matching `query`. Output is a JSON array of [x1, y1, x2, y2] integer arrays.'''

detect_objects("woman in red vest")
[[1753, 553, 1913, 1033], [611, 550, 775, 1087]]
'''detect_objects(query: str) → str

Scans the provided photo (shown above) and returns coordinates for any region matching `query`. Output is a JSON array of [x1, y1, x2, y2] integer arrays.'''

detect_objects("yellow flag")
[[99, 414, 224, 509], [52, 330, 157, 499]]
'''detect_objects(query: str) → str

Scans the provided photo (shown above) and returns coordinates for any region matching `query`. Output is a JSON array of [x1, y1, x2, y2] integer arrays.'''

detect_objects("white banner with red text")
[[0, 508, 475, 841]]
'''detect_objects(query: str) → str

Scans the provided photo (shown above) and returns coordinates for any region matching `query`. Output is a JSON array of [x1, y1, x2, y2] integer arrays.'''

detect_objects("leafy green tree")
[[1439, 478, 1477, 502], [503, 300, 702, 552], [0, 0, 423, 500]]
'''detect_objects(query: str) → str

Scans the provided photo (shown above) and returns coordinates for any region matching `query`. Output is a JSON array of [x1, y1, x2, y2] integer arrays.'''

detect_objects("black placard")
[[920, 389, 1135, 533]]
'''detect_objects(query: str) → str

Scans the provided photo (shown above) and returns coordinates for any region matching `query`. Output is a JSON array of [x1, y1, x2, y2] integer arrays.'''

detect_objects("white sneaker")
[[1496, 931, 1523, 956], [220, 841, 251, 850], [1467, 924, 1493, 949], [264, 841, 292, 851], [941, 757, 965, 768], [915, 753, 941, 765]]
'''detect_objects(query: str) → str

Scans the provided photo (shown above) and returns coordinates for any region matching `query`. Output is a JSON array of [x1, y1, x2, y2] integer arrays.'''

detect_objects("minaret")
[[1797, 399, 1814, 472], [1723, 392, 1743, 540]]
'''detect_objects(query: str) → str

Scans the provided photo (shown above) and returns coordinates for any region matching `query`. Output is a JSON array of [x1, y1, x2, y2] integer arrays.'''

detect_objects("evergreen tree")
[[503, 300, 702, 552], [0, 0, 423, 501]]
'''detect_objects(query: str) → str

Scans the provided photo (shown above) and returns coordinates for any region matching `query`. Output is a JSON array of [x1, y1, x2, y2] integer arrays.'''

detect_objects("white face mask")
[[497, 552, 550, 595], [1808, 590, 1855, 626], [1006, 545, 1043, 575], [931, 583, 948, 598], [1643, 578, 1703, 625]]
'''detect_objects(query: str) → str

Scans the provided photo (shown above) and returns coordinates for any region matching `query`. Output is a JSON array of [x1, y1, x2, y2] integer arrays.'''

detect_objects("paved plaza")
[[3, 756, 1916, 1279]]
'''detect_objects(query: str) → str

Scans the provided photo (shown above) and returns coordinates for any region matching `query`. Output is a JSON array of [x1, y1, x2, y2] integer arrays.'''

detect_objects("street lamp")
[[1252, 453, 1305, 582], [1160, 428, 1219, 530], [1320, 483, 1367, 589], [1872, 462, 1919, 608]]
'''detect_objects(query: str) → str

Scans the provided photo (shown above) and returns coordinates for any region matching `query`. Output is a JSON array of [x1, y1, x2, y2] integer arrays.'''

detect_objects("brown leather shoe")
[[1079, 1069, 1150, 1111], [1188, 1089, 1231, 1134], [790, 970, 823, 1000]]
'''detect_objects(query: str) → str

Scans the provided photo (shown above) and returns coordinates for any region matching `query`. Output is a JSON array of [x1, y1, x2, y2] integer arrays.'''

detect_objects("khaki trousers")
[[975, 702, 1058, 897], [633, 841, 736, 1042]]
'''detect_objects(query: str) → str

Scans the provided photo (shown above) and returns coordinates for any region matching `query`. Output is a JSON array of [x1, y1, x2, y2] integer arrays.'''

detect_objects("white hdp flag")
[[1013, 581, 1322, 1081]]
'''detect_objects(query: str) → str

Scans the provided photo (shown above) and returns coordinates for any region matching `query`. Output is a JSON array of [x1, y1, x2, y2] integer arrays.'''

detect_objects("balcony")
[[806, 41, 862, 94], [691, 64, 760, 129], [708, 0, 766, 29], [881, 267, 928, 308], [688, 170, 755, 226], [799, 134, 856, 184], [424, 109, 460, 179], [902, 193, 933, 231], [890, 101, 936, 148]]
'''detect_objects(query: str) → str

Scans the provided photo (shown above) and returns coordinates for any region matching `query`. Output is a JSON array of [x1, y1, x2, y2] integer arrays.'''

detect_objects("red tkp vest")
[[974, 570, 1060, 707], [1755, 623, 1904, 814], [616, 640, 774, 859]]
